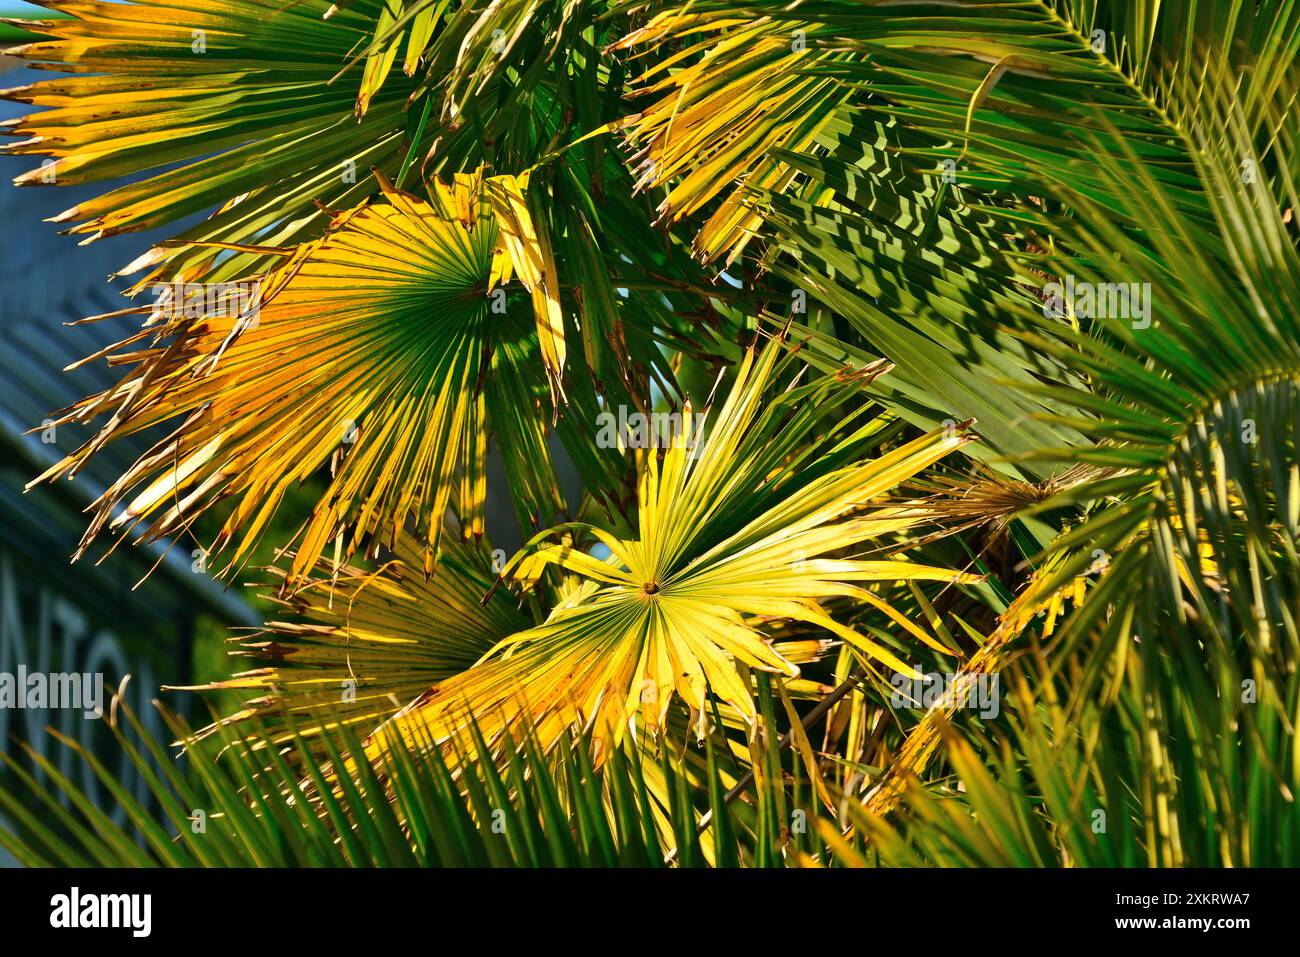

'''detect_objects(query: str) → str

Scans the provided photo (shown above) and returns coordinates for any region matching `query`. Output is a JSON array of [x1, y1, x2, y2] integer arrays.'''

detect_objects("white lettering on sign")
[[0, 553, 168, 823]]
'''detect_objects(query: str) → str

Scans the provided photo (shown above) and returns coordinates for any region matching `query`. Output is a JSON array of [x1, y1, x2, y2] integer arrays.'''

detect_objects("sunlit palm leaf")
[[31, 170, 567, 586], [364, 338, 982, 767], [347, 0, 584, 125], [2, 0, 414, 281], [173, 532, 530, 760], [615, 12, 854, 265]]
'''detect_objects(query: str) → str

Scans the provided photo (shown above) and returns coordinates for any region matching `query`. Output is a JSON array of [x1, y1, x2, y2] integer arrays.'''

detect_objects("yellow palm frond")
[[615, 13, 850, 265], [173, 531, 529, 759], [364, 339, 982, 766], [32, 171, 566, 586], [3, 0, 414, 282]]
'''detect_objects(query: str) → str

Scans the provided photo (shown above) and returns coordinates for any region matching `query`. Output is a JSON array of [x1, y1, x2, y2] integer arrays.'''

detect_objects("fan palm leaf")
[[614, 11, 854, 265], [2, 0, 419, 282], [30, 169, 567, 584], [172, 532, 530, 761], [364, 338, 983, 767]]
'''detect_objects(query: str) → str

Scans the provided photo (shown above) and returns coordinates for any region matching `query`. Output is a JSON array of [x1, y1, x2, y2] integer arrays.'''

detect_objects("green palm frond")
[[834, 65, 1300, 850], [173, 533, 530, 762], [0, 698, 850, 867], [842, 633, 1300, 867]]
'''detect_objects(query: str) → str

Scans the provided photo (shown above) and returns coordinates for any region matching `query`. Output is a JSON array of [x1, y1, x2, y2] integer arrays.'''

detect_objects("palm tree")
[[2, 0, 1297, 867]]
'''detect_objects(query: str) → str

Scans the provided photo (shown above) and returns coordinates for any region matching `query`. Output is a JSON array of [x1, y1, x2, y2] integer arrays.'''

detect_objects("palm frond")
[[173, 533, 530, 763], [3, 0, 414, 282], [365, 337, 982, 766], [0, 696, 869, 867], [30, 170, 568, 583]]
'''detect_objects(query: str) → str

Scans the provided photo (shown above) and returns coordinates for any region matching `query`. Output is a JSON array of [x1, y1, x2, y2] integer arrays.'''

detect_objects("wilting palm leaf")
[[615, 12, 854, 265], [32, 170, 568, 585], [365, 338, 982, 766]]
